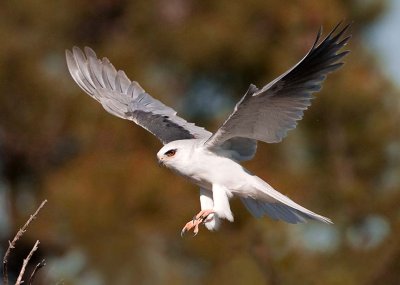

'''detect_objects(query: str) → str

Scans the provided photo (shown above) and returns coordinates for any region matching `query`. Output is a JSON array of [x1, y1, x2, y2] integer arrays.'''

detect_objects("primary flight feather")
[[66, 22, 351, 235]]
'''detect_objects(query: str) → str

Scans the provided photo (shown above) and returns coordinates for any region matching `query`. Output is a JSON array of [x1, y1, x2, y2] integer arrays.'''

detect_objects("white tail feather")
[[241, 176, 332, 224]]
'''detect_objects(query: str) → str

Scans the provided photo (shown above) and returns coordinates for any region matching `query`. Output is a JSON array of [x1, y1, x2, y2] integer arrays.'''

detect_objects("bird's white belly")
[[173, 155, 251, 192]]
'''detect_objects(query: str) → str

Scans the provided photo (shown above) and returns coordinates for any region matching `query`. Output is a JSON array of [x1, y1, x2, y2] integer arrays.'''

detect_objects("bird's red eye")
[[165, 149, 177, 157]]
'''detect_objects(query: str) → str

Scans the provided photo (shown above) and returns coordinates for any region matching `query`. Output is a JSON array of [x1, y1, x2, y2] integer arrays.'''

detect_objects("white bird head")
[[157, 140, 194, 168]]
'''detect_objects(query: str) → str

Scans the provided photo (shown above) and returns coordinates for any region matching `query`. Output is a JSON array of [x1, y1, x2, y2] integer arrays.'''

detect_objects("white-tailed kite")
[[66, 22, 350, 236]]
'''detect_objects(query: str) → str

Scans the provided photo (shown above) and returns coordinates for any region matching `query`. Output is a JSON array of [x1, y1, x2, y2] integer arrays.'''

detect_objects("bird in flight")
[[66, 22, 350, 236]]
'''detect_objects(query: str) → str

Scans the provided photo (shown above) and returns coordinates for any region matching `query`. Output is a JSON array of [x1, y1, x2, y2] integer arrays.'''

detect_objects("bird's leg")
[[181, 187, 225, 237], [194, 209, 215, 222], [181, 209, 215, 237]]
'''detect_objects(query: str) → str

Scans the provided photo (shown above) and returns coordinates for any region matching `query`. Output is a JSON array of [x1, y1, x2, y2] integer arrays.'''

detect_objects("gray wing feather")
[[205, 22, 351, 149], [66, 47, 212, 144]]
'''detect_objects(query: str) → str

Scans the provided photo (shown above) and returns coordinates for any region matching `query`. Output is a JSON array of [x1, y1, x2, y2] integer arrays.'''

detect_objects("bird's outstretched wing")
[[205, 22, 351, 151], [66, 47, 212, 144]]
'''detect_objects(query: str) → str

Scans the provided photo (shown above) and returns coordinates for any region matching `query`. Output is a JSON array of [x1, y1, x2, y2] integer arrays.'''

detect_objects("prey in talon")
[[66, 22, 351, 236]]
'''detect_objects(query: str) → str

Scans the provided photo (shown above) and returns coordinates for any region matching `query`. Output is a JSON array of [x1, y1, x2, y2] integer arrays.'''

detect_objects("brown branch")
[[15, 240, 40, 285], [28, 259, 46, 285], [2, 199, 47, 285]]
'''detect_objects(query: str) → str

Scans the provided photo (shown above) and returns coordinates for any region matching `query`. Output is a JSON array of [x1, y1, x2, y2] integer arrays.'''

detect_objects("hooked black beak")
[[157, 158, 164, 167]]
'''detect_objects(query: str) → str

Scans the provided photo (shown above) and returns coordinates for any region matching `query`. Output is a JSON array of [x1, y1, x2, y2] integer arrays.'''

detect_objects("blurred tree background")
[[0, 0, 399, 284]]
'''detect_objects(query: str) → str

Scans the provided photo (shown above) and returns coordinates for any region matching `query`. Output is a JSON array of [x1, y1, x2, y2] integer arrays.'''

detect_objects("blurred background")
[[0, 0, 399, 284]]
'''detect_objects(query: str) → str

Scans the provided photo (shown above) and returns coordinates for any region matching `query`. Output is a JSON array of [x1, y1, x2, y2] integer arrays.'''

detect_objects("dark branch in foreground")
[[15, 240, 40, 285], [29, 259, 46, 285], [2, 200, 47, 285]]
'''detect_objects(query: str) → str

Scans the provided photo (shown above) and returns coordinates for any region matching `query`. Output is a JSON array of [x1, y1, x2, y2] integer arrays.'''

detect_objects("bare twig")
[[15, 240, 40, 285], [28, 259, 46, 285], [2, 199, 47, 285]]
